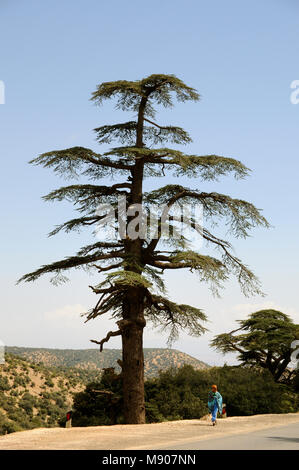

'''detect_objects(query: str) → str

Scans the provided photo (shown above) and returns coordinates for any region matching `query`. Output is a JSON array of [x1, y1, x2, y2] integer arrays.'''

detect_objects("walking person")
[[208, 384, 223, 426]]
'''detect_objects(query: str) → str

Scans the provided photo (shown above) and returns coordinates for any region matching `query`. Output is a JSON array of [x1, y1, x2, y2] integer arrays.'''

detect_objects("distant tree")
[[211, 309, 299, 382], [19, 74, 268, 423]]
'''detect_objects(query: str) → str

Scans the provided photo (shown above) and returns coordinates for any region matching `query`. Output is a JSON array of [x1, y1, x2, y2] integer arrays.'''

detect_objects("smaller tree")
[[211, 309, 299, 383], [72, 368, 123, 426]]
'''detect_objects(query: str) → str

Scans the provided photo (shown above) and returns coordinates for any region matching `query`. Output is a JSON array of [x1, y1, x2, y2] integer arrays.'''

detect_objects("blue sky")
[[0, 0, 298, 365]]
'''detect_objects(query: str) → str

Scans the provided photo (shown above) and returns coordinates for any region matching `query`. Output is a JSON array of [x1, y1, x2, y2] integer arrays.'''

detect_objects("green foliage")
[[94, 122, 192, 146], [71, 364, 299, 426], [0, 353, 90, 435], [149, 365, 299, 417], [13, 375, 30, 388], [90, 74, 200, 116], [211, 309, 299, 382], [71, 369, 123, 427], [19, 73, 269, 349], [145, 296, 207, 345], [18, 392, 36, 415], [144, 402, 164, 423], [0, 411, 23, 435], [44, 378, 54, 387], [292, 369, 299, 392], [0, 376, 10, 391]]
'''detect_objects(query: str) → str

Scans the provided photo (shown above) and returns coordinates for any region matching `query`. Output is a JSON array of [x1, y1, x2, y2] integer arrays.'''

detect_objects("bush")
[[0, 376, 10, 391], [145, 402, 164, 423], [71, 369, 124, 426], [18, 392, 36, 415], [44, 379, 54, 388], [13, 376, 28, 388], [0, 420, 23, 435]]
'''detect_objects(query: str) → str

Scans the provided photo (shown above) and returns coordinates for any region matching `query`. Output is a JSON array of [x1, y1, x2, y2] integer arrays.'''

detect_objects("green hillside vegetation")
[[7, 347, 209, 378], [71, 364, 299, 426], [1, 353, 298, 435], [0, 353, 102, 435], [0, 349, 209, 435]]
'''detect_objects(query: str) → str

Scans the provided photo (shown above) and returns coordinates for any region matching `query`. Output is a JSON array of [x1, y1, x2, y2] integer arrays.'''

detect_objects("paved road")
[[157, 422, 299, 450], [1, 414, 299, 450]]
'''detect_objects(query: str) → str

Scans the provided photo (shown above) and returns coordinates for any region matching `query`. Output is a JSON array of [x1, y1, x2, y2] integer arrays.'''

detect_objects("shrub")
[[0, 376, 10, 391]]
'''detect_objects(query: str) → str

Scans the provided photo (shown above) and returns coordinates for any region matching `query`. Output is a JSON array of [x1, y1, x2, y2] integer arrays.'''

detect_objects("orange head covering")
[[211, 384, 217, 391]]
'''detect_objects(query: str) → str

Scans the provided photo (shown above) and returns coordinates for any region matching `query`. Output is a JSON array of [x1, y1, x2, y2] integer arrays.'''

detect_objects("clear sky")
[[0, 0, 298, 366]]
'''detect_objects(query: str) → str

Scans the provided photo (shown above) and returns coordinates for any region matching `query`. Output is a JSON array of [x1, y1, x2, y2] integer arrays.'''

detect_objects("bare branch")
[[144, 117, 165, 129], [91, 329, 122, 352], [91, 262, 123, 272]]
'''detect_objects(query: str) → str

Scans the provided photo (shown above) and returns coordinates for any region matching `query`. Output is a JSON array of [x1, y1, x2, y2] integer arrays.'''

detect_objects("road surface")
[[157, 421, 299, 450], [0, 413, 299, 450]]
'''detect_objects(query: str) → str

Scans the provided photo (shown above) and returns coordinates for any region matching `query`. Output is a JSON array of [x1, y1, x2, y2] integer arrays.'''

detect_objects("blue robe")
[[208, 391, 223, 419]]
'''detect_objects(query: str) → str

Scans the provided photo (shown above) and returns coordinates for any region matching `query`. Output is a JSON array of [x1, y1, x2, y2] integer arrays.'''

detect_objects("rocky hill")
[[6, 347, 210, 378], [0, 348, 209, 435], [0, 353, 102, 434]]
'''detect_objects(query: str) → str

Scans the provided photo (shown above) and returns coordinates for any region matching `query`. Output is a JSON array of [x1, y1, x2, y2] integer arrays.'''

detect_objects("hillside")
[[0, 353, 102, 434], [7, 347, 210, 378], [0, 348, 209, 435]]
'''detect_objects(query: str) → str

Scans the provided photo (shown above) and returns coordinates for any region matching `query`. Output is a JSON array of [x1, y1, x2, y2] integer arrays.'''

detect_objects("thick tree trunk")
[[122, 314, 146, 423], [121, 287, 146, 423]]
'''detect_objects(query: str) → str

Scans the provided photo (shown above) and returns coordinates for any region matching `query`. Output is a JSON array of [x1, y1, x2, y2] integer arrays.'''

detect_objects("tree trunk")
[[121, 288, 146, 424], [121, 93, 148, 424], [122, 319, 146, 423]]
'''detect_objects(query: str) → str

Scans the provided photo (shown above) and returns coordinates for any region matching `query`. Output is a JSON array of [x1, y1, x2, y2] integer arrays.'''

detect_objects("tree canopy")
[[211, 309, 299, 382]]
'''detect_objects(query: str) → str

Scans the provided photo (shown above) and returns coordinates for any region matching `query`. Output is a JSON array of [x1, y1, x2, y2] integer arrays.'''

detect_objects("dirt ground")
[[0, 413, 299, 450]]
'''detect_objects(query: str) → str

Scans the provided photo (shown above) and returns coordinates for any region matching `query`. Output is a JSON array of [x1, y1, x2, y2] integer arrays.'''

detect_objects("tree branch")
[[91, 329, 122, 352], [144, 117, 165, 129], [91, 262, 123, 272]]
